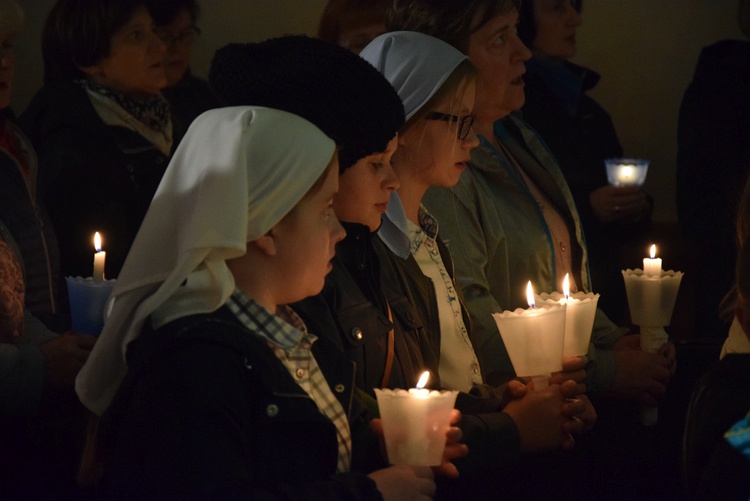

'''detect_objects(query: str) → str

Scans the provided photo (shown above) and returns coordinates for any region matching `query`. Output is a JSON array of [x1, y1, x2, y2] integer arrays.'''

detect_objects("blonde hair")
[[0, 0, 23, 34]]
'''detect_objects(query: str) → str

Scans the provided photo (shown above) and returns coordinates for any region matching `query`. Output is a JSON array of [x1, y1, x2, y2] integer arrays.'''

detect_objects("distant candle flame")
[[563, 273, 570, 300], [94, 232, 102, 252], [416, 371, 430, 389], [526, 281, 536, 308], [649, 244, 656, 259]]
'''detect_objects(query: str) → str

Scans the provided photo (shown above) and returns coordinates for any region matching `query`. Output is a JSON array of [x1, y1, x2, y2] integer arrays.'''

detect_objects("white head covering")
[[360, 31, 469, 121], [76, 106, 336, 415]]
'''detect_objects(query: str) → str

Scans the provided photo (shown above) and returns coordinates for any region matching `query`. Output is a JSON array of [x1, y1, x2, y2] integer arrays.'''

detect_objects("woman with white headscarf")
[[75, 106, 453, 499]]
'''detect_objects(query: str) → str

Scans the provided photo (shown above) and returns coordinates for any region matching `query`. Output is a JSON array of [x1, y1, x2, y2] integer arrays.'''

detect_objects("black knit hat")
[[208, 36, 405, 172]]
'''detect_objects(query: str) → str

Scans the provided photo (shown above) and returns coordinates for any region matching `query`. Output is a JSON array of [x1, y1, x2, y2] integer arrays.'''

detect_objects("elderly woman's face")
[[0, 33, 15, 110], [84, 6, 168, 97], [531, 0, 582, 60], [155, 8, 196, 86], [467, 7, 531, 121]]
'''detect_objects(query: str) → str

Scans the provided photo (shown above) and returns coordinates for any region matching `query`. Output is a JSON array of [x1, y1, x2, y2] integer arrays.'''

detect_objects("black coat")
[[101, 306, 383, 500], [19, 82, 170, 280], [0, 116, 61, 327]]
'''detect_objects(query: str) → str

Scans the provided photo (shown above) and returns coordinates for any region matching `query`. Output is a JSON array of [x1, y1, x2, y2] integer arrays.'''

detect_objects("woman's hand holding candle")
[[589, 185, 650, 223]]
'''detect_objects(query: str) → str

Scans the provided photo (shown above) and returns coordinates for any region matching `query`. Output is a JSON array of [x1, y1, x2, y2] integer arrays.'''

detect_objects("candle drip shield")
[[374, 388, 458, 466], [66, 276, 116, 335], [492, 303, 566, 385]]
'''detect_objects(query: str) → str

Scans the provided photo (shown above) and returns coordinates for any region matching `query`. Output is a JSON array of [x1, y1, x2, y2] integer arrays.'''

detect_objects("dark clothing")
[[521, 58, 651, 323], [294, 222, 436, 392], [162, 71, 221, 151], [101, 306, 383, 500], [373, 231, 492, 384], [0, 114, 61, 329], [293, 222, 522, 476], [19, 82, 170, 280], [683, 353, 750, 500], [677, 40, 750, 339]]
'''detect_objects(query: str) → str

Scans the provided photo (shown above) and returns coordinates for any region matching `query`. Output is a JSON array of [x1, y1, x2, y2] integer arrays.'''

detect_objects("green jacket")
[[423, 113, 626, 392]]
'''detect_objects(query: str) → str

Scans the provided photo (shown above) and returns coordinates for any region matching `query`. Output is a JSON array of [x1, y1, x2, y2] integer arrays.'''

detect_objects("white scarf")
[[360, 31, 468, 120], [76, 106, 335, 415]]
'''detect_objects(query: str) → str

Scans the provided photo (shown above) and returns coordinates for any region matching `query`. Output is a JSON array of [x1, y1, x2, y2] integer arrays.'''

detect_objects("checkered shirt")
[[226, 289, 352, 472]]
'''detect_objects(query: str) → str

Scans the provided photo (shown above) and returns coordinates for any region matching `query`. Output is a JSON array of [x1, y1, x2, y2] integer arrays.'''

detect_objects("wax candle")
[[93, 232, 106, 283], [643, 244, 662, 277], [605, 158, 649, 187], [408, 371, 431, 398], [374, 369, 457, 466], [492, 281, 566, 389], [536, 274, 600, 357]]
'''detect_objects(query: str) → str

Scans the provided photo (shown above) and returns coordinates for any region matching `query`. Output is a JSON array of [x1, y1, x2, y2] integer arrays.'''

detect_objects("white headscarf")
[[360, 31, 469, 121], [76, 106, 336, 415]]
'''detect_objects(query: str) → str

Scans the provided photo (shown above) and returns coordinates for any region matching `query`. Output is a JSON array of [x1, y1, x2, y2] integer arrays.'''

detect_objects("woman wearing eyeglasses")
[[360, 32, 485, 393], [20, 0, 172, 282], [148, 0, 220, 149]]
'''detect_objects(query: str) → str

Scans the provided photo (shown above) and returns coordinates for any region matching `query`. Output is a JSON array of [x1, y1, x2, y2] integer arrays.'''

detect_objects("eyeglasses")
[[424, 112, 476, 140], [156, 26, 200, 47]]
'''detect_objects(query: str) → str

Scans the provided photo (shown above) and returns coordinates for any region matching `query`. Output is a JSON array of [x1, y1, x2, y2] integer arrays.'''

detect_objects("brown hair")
[[318, 0, 388, 44], [386, 0, 520, 53], [41, 0, 145, 83]]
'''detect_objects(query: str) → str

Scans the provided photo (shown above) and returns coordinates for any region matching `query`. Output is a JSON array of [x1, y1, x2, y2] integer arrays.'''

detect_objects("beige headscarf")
[[75, 106, 336, 416]]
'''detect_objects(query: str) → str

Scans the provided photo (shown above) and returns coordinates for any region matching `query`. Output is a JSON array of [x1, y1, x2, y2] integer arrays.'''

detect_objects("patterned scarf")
[[78, 79, 171, 133]]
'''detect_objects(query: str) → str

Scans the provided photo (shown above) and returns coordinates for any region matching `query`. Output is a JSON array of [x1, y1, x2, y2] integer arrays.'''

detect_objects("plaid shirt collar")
[[225, 288, 317, 351]]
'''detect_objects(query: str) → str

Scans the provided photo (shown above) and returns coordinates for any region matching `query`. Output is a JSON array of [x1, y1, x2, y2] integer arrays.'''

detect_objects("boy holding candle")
[[75, 106, 465, 499], [209, 35, 593, 500]]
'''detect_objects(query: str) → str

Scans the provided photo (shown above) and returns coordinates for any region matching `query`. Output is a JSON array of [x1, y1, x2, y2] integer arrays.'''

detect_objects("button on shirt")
[[407, 207, 483, 392], [225, 289, 352, 473]]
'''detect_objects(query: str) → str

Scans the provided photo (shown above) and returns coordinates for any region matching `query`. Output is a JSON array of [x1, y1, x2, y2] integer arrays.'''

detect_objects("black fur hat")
[[209, 35, 405, 172]]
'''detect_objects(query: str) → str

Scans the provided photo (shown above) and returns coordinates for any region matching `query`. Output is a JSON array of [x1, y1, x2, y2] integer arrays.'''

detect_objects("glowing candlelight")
[[526, 281, 536, 308], [415, 371, 430, 389], [562, 274, 570, 300], [605, 158, 649, 187], [643, 244, 662, 277], [93, 232, 106, 283]]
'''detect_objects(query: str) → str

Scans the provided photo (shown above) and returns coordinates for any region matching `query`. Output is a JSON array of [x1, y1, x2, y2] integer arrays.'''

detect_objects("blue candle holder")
[[65, 276, 116, 335]]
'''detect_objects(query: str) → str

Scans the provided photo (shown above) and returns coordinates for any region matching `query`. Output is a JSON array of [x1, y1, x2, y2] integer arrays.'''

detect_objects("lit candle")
[[492, 281, 566, 389], [526, 281, 536, 308], [605, 158, 649, 186], [643, 244, 662, 277], [536, 273, 599, 357], [93, 232, 106, 283], [374, 369, 458, 466]]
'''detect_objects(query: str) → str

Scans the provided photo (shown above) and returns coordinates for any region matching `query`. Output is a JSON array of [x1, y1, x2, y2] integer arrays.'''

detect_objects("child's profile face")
[[272, 163, 345, 303], [333, 135, 399, 232]]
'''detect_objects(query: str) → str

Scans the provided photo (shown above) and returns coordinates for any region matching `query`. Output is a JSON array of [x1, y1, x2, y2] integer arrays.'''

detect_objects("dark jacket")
[[521, 58, 651, 322], [19, 82, 170, 280], [0, 114, 61, 328], [100, 306, 383, 500], [293, 222, 437, 392], [162, 71, 221, 152], [293, 222, 521, 472], [683, 353, 750, 500], [676, 40, 750, 338]]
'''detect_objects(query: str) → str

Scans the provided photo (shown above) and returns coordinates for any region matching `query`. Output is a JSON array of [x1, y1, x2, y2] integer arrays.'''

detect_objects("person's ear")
[[249, 230, 277, 257]]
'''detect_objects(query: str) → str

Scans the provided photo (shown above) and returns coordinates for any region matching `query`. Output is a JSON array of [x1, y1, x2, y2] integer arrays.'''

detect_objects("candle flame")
[[416, 371, 430, 389], [563, 273, 570, 300], [526, 281, 536, 308], [649, 244, 656, 259], [94, 232, 102, 252]]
